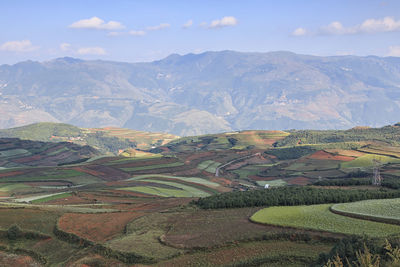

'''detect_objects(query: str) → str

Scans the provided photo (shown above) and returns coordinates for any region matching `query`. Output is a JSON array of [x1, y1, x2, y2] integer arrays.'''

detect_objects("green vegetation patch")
[[119, 184, 208, 197], [0, 149, 30, 158], [251, 204, 400, 237], [197, 160, 221, 173], [0, 183, 30, 192], [331, 198, 400, 223], [121, 161, 184, 172], [31, 192, 73, 204], [138, 179, 210, 197], [341, 154, 400, 169], [127, 174, 219, 187], [256, 179, 287, 187]]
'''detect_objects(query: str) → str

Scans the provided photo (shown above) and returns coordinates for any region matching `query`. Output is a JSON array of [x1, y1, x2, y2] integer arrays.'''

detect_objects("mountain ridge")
[[1, 50, 400, 135]]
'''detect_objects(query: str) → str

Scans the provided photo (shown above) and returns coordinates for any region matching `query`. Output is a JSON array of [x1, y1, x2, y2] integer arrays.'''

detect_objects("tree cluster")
[[193, 186, 400, 209]]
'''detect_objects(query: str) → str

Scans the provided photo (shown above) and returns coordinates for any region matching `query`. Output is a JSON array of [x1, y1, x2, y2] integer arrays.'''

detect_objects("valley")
[[0, 124, 400, 266]]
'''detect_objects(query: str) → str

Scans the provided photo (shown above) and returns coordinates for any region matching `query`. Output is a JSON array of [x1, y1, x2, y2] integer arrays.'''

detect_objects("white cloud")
[[183, 20, 193, 29], [209, 16, 238, 28], [77, 47, 106, 55], [292, 27, 307, 36], [296, 16, 400, 37], [146, 23, 170, 31], [69, 17, 124, 30], [388, 46, 400, 57], [0, 40, 39, 52], [129, 30, 146, 36], [60, 43, 71, 51]]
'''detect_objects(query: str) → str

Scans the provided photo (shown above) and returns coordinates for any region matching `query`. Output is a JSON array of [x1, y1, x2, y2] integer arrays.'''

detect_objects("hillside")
[[0, 122, 179, 154], [0, 138, 99, 168], [1, 51, 400, 135]]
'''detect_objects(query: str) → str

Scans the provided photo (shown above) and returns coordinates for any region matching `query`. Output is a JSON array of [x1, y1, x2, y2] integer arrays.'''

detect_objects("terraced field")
[[331, 198, 400, 224], [127, 174, 220, 187], [121, 161, 184, 172], [251, 204, 400, 237], [197, 160, 221, 173], [341, 154, 400, 168], [119, 179, 211, 197]]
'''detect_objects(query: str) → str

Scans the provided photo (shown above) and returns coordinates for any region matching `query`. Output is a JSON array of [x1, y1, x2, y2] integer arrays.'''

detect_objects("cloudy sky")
[[1, 0, 400, 64]]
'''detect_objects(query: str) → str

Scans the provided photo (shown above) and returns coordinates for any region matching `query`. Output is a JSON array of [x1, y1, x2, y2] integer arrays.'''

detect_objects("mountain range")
[[1, 51, 400, 135]]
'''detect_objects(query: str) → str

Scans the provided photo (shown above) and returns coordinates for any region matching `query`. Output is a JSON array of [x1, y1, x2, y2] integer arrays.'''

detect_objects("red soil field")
[[184, 151, 215, 162], [71, 166, 104, 177], [308, 150, 355, 161], [0, 171, 24, 178], [83, 165, 131, 181], [13, 154, 42, 163], [0, 251, 39, 267], [58, 212, 143, 242]]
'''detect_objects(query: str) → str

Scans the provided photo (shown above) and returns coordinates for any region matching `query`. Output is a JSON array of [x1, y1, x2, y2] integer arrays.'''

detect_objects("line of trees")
[[193, 186, 400, 209]]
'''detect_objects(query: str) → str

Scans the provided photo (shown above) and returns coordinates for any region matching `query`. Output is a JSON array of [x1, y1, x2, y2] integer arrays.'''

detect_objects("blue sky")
[[1, 0, 400, 64]]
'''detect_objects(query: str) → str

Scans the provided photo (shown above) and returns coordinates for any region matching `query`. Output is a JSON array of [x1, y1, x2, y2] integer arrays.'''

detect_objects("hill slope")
[[1, 51, 400, 135], [0, 138, 100, 168], [0, 122, 179, 154]]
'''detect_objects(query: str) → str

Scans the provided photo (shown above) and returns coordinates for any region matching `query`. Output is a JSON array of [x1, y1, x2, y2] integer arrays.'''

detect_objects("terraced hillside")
[[0, 122, 179, 154], [1, 124, 400, 266], [0, 138, 99, 168]]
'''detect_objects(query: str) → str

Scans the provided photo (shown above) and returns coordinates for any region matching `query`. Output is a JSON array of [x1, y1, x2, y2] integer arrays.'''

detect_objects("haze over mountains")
[[0, 50, 400, 136]]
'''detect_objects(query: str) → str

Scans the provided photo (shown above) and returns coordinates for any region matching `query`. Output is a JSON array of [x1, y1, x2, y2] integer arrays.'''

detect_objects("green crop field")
[[0, 183, 30, 192], [121, 161, 184, 172], [138, 179, 210, 197], [331, 198, 400, 223], [127, 174, 219, 187], [341, 154, 400, 168], [31, 192, 73, 204], [197, 160, 221, 173], [256, 179, 287, 187], [251, 204, 400, 237], [119, 186, 195, 197]]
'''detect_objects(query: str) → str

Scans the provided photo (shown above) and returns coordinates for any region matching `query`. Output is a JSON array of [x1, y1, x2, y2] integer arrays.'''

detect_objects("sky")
[[1, 0, 400, 64]]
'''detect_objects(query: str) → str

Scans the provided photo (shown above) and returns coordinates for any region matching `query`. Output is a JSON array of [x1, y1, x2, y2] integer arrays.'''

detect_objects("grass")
[[331, 198, 400, 223], [250, 204, 400, 237], [341, 154, 400, 169], [121, 161, 184, 172], [106, 212, 182, 260], [197, 160, 221, 173], [127, 174, 219, 187], [256, 179, 287, 187], [31, 192, 73, 204], [233, 166, 263, 179]]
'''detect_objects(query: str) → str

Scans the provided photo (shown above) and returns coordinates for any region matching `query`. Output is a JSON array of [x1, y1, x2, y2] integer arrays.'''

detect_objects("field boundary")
[[53, 221, 156, 264], [329, 205, 400, 225]]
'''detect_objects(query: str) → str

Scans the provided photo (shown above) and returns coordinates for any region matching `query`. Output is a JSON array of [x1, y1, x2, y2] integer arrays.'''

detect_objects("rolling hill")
[[0, 122, 179, 154]]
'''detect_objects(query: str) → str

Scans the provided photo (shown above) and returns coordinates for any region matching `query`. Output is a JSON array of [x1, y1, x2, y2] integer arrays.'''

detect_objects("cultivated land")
[[1, 124, 400, 265]]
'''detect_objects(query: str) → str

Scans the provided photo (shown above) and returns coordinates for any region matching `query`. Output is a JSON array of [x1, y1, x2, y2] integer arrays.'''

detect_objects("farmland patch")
[[251, 204, 400, 237]]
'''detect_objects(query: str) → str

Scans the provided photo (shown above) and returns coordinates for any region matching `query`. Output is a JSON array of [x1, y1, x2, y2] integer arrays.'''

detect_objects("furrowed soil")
[[156, 240, 333, 267], [58, 212, 144, 242]]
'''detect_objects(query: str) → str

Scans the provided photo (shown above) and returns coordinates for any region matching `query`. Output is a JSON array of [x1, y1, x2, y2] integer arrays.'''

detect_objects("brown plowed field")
[[58, 212, 143, 242]]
